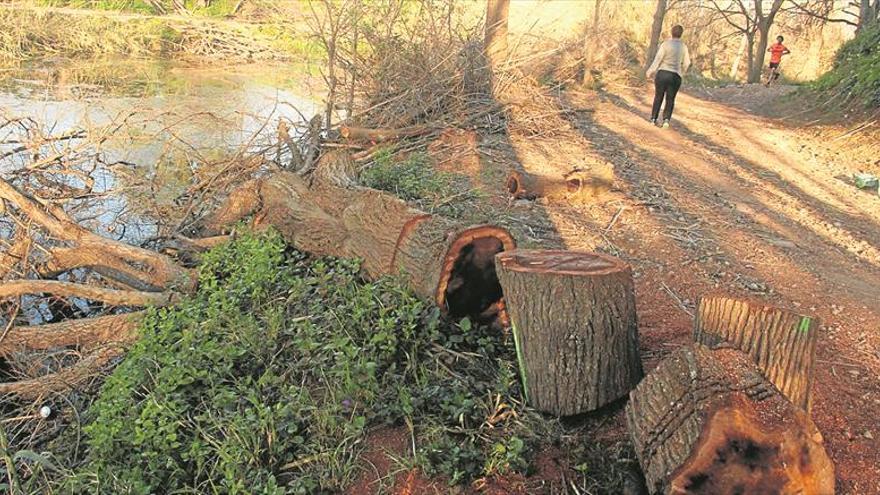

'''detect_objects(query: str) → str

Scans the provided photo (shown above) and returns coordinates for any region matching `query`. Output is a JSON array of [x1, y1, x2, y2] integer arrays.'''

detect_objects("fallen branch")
[[340, 124, 436, 142], [0, 345, 125, 400], [0, 280, 176, 307], [0, 312, 142, 354]]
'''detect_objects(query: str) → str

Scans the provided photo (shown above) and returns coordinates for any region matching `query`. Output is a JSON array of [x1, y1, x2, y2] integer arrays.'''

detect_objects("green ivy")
[[63, 229, 530, 493]]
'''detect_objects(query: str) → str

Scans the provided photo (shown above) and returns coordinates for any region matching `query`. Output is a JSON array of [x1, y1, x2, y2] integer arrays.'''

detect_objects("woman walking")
[[646, 25, 691, 128]]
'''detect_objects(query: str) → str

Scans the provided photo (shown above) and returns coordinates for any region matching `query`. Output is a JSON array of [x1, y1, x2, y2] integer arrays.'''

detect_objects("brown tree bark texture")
[[626, 344, 834, 495], [693, 295, 818, 412], [494, 249, 642, 416], [0, 313, 141, 355], [205, 152, 516, 324], [506, 168, 613, 204]]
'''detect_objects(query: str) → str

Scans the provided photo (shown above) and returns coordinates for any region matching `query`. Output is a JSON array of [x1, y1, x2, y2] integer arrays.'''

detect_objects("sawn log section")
[[494, 249, 642, 416], [626, 344, 834, 495], [205, 151, 516, 325]]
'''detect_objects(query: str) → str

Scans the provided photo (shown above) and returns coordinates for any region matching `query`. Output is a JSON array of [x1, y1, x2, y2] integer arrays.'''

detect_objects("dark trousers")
[[651, 70, 682, 121]]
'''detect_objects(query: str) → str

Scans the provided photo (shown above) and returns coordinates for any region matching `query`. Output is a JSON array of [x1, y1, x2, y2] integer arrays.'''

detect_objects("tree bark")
[[644, 0, 668, 76], [0, 313, 142, 354], [494, 249, 642, 416], [626, 344, 835, 495], [506, 165, 613, 204], [485, 0, 510, 71], [858, 0, 878, 31], [204, 151, 516, 326], [693, 296, 818, 412], [750, 22, 771, 83]]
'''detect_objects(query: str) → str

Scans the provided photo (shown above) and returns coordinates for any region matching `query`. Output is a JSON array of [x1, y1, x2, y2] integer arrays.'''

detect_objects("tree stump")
[[693, 296, 819, 412], [494, 249, 642, 416], [626, 344, 834, 495]]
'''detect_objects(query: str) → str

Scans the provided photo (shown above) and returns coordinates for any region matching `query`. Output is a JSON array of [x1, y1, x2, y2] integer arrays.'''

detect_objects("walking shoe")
[[662, 119, 670, 128], [650, 118, 657, 126]]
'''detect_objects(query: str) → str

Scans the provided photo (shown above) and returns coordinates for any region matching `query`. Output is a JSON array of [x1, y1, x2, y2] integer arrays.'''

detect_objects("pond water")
[[1, 58, 323, 241], [1, 58, 324, 324]]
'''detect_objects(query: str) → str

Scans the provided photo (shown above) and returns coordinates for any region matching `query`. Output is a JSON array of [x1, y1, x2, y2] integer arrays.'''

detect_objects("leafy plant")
[[361, 150, 478, 217], [58, 229, 530, 493], [812, 23, 880, 108]]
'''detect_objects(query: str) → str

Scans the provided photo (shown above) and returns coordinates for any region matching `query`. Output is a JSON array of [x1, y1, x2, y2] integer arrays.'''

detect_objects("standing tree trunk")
[[581, 0, 604, 84], [627, 344, 835, 495], [729, 33, 747, 80], [693, 296, 819, 412], [495, 249, 642, 416], [484, 0, 510, 72], [858, 0, 878, 31], [750, 21, 772, 83], [644, 0, 668, 76]]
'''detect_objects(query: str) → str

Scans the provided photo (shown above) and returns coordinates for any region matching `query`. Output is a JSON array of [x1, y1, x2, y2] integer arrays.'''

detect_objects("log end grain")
[[627, 345, 834, 495], [669, 396, 835, 495], [495, 249, 627, 277]]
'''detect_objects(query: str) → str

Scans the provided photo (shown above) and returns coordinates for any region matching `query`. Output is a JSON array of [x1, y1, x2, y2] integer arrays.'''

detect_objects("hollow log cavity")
[[626, 344, 834, 495]]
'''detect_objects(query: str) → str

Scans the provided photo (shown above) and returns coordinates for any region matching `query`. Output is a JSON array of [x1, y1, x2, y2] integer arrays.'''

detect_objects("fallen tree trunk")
[[340, 125, 435, 143], [204, 151, 516, 325], [506, 165, 614, 203], [626, 344, 834, 495], [693, 296, 818, 412], [494, 249, 642, 415]]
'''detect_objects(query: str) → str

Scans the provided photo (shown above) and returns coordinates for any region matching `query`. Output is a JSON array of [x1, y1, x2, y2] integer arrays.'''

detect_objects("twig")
[[660, 282, 693, 317], [603, 206, 625, 234]]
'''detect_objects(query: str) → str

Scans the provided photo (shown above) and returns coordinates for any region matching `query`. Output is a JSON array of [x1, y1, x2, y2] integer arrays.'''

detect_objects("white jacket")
[[647, 39, 691, 77]]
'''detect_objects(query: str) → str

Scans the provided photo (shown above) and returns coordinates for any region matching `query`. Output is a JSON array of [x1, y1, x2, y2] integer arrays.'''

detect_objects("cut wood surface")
[[694, 295, 819, 412], [506, 165, 613, 204], [626, 344, 834, 495], [494, 249, 642, 416], [205, 151, 516, 326]]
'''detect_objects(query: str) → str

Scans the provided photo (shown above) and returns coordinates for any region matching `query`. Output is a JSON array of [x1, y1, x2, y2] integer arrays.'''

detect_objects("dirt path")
[[498, 84, 880, 493]]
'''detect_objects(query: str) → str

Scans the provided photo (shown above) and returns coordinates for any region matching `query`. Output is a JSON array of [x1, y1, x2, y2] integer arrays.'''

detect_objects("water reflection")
[[1, 58, 321, 242]]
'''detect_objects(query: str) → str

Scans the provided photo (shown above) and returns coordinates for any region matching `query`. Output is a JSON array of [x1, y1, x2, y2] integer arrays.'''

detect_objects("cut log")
[[693, 296, 819, 412], [494, 249, 642, 416], [506, 165, 613, 203], [626, 344, 834, 495], [204, 151, 516, 326], [340, 125, 434, 143]]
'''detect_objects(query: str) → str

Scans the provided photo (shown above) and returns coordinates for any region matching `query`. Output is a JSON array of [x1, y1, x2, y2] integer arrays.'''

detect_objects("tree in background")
[[789, 0, 879, 32], [707, 0, 786, 83], [485, 0, 510, 72], [644, 0, 683, 76]]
